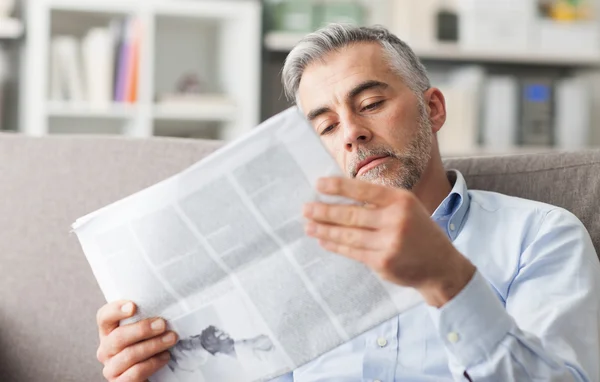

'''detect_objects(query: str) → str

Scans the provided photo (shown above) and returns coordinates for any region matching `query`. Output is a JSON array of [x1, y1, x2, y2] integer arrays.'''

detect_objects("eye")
[[361, 100, 384, 112], [320, 122, 339, 136]]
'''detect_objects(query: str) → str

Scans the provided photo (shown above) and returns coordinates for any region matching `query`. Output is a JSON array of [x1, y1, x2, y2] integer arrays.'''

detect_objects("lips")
[[356, 155, 389, 177]]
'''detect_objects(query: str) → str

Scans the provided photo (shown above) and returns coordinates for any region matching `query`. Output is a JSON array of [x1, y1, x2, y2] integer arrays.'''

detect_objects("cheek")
[[321, 137, 346, 170]]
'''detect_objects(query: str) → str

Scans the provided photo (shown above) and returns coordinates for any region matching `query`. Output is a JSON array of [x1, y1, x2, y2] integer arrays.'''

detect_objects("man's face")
[[298, 42, 433, 189]]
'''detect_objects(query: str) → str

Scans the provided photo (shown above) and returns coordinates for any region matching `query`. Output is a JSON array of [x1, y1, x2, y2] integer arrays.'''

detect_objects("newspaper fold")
[[72, 107, 423, 382]]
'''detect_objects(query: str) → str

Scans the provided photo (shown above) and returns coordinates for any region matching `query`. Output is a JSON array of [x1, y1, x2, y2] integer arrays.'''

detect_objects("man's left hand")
[[303, 177, 476, 308]]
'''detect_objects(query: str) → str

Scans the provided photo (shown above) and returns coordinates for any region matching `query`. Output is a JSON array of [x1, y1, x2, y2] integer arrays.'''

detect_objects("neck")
[[412, 144, 451, 215]]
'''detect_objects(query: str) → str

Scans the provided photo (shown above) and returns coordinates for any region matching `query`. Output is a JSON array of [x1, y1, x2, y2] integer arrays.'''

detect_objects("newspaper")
[[72, 107, 423, 382]]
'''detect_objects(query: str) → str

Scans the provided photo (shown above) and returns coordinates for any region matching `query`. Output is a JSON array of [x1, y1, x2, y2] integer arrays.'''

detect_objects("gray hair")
[[282, 24, 431, 103]]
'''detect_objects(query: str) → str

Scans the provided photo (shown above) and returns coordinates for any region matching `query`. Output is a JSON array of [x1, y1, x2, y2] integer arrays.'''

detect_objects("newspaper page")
[[72, 107, 423, 382]]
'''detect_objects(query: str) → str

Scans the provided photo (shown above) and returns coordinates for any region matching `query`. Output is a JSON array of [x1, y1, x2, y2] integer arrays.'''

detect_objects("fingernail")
[[305, 222, 316, 235], [162, 332, 177, 344], [151, 319, 165, 331], [159, 352, 170, 361], [303, 204, 313, 217], [121, 302, 134, 314]]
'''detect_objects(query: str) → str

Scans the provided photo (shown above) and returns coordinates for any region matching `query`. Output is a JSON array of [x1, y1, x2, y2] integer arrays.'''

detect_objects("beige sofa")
[[0, 132, 599, 381]]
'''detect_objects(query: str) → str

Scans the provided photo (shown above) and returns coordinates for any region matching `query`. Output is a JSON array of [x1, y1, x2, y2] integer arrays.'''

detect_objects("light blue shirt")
[[271, 170, 600, 381]]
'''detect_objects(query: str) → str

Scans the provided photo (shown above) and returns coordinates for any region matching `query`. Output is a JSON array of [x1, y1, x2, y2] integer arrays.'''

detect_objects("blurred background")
[[1, 0, 600, 157]]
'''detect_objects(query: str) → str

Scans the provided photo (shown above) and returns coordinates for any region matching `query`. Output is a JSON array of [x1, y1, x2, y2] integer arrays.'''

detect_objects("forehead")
[[298, 43, 394, 104]]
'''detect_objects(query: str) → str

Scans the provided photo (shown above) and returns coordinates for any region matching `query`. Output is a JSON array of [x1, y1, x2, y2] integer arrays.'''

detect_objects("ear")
[[423, 88, 446, 134]]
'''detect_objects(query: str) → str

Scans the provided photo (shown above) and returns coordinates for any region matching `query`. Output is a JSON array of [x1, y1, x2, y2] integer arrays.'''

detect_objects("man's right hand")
[[96, 301, 179, 382]]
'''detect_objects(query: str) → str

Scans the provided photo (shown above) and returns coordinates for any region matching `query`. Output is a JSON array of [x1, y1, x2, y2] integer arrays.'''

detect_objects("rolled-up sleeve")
[[428, 209, 600, 381]]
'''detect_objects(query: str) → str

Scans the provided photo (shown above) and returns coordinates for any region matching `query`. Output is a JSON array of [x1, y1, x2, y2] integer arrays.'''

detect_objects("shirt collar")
[[431, 170, 470, 241]]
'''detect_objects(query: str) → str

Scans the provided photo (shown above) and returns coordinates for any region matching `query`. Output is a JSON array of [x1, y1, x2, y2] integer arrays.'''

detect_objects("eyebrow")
[[347, 80, 389, 102], [306, 80, 389, 122]]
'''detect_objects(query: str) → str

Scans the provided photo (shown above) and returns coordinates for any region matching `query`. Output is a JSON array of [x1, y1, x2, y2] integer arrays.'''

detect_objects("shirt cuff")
[[427, 271, 515, 367]]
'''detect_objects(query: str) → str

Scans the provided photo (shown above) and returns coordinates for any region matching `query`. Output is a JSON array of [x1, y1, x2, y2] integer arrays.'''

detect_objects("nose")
[[342, 114, 372, 152]]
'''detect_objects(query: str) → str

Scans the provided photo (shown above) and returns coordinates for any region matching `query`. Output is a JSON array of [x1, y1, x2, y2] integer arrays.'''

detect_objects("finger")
[[303, 202, 381, 228], [113, 351, 171, 382], [101, 317, 169, 360], [97, 301, 137, 338], [316, 177, 396, 206], [104, 331, 178, 379], [306, 222, 382, 250], [318, 239, 376, 264]]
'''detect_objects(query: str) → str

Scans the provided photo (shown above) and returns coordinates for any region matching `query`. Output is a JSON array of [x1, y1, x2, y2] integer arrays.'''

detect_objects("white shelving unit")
[[21, 0, 262, 140], [0, 18, 24, 39], [264, 31, 600, 67]]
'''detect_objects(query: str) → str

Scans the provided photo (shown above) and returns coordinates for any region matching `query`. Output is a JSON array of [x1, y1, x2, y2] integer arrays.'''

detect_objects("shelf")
[[47, 101, 137, 118], [0, 18, 24, 39], [264, 32, 600, 66], [44, 0, 254, 17], [45, 0, 138, 14], [153, 98, 237, 122], [153, 0, 255, 19]]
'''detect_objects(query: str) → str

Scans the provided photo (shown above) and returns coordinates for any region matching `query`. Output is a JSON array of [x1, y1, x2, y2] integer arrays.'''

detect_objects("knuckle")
[[109, 330, 127, 352], [328, 226, 340, 241], [346, 207, 358, 226], [316, 224, 328, 238], [122, 364, 143, 381], [97, 346, 106, 363], [331, 177, 343, 192], [123, 346, 139, 366], [134, 320, 151, 339], [322, 240, 336, 253], [316, 204, 328, 220], [342, 229, 359, 246], [103, 365, 115, 380], [356, 187, 368, 201], [141, 335, 165, 358]]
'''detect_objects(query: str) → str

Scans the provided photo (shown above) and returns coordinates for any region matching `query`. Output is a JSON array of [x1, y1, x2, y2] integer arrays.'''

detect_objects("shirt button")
[[374, 380, 382, 382], [447, 332, 460, 343], [376, 337, 388, 347], [449, 223, 456, 231]]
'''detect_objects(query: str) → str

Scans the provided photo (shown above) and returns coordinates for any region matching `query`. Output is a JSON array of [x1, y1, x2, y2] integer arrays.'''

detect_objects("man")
[[94, 24, 600, 381]]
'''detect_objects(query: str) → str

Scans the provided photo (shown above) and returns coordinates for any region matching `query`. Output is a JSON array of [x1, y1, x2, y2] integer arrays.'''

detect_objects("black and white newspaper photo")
[[151, 292, 289, 382]]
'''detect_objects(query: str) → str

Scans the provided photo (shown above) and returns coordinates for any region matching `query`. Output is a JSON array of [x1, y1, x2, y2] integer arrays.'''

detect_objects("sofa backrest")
[[0, 133, 598, 381], [445, 151, 600, 254]]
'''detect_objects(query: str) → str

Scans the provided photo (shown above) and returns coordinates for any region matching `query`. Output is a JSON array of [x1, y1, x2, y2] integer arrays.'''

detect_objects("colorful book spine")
[[126, 19, 141, 104], [114, 18, 132, 103]]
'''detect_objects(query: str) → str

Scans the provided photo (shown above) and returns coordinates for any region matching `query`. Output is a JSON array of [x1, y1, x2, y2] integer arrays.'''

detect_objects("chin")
[[359, 165, 416, 190]]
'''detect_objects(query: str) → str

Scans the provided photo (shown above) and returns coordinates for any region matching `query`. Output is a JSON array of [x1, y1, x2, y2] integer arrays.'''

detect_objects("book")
[[52, 36, 86, 102], [82, 27, 114, 108], [555, 78, 590, 149], [49, 37, 64, 101], [519, 77, 555, 146], [482, 76, 519, 149], [114, 18, 132, 103], [109, 18, 124, 103], [125, 18, 141, 104]]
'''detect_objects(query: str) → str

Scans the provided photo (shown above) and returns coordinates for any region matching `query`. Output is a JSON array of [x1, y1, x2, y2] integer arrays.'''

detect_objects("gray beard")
[[350, 101, 433, 190]]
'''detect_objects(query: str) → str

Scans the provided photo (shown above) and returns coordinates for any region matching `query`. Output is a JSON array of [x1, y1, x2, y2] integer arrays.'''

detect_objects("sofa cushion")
[[0, 134, 221, 381]]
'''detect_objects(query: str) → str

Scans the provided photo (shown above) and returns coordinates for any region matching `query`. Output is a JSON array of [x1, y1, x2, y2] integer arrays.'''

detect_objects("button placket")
[[363, 317, 399, 382]]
